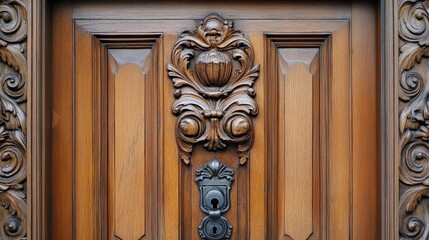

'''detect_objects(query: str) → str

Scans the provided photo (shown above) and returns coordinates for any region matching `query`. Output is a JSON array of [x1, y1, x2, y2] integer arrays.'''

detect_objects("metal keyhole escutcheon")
[[195, 159, 234, 240]]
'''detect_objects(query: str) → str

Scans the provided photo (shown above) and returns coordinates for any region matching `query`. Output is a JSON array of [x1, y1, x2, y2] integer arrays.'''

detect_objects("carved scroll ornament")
[[0, 0, 27, 239], [168, 14, 259, 164], [399, 1, 429, 239]]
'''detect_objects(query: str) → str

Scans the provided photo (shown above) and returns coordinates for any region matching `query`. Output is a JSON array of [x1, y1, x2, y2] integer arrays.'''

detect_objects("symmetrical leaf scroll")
[[168, 14, 259, 164], [399, 1, 429, 239]]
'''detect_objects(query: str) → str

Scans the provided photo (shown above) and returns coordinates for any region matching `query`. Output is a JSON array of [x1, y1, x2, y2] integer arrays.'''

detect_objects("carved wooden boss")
[[168, 14, 258, 239]]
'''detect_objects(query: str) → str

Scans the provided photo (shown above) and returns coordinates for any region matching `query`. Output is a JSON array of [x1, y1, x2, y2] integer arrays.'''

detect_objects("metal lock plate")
[[198, 216, 232, 240], [195, 159, 234, 240]]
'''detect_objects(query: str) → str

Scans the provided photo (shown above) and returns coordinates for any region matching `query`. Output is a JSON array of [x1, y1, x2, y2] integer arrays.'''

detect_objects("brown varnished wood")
[[74, 25, 97, 239], [247, 34, 266, 240], [167, 18, 258, 239], [106, 42, 160, 239], [281, 51, 316, 240], [72, 1, 351, 20], [50, 3, 73, 240], [279, 48, 319, 240], [266, 35, 327, 240], [266, 24, 352, 240], [28, 0, 51, 238], [48, 1, 381, 239], [351, 1, 380, 239], [329, 23, 351, 240], [162, 34, 180, 240], [168, 14, 259, 165], [74, 34, 162, 239], [382, 0, 399, 239], [108, 49, 149, 239]]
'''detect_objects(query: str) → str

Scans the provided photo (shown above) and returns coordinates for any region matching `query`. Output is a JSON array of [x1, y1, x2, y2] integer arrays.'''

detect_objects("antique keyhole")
[[211, 198, 219, 209], [204, 189, 225, 210]]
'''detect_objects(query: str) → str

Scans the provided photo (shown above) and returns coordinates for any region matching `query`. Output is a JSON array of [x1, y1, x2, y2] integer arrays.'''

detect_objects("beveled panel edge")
[[279, 49, 318, 240], [73, 25, 163, 238], [107, 48, 152, 239], [102, 36, 162, 240], [265, 34, 329, 240]]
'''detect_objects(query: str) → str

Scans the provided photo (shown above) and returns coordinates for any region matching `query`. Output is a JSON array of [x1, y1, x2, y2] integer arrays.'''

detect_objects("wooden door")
[[48, 1, 380, 239]]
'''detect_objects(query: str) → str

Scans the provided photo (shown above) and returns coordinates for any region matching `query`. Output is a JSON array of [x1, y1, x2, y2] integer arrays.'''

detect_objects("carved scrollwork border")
[[0, 0, 28, 239], [399, 0, 429, 239], [168, 14, 259, 165]]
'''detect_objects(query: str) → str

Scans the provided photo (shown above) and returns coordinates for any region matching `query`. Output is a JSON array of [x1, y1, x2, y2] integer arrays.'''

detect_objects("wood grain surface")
[[48, 1, 380, 239]]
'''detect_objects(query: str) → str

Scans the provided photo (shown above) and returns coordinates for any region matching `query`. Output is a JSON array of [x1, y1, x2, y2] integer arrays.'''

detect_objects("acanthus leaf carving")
[[399, 0, 429, 72], [0, 0, 27, 239], [168, 13, 259, 164], [399, 185, 429, 239], [399, 0, 429, 239]]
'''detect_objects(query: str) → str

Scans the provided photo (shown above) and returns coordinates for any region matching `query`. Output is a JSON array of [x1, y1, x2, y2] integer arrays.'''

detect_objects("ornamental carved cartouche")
[[0, 0, 28, 239], [399, 1, 429, 239], [168, 13, 259, 165]]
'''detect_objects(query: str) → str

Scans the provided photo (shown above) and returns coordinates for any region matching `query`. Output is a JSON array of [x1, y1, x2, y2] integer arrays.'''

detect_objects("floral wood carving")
[[168, 14, 259, 165], [399, 1, 429, 239], [0, 0, 27, 239]]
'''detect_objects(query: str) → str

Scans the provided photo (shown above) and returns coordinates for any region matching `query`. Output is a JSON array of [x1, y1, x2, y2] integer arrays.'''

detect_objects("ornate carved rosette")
[[399, 1, 429, 239], [168, 13, 259, 165]]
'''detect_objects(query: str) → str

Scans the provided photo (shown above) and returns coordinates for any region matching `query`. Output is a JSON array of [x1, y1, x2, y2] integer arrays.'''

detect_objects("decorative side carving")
[[0, 0, 27, 239], [168, 13, 259, 165], [399, 1, 429, 239]]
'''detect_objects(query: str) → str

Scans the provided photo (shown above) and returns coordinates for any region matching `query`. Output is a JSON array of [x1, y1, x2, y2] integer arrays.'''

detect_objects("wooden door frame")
[[382, 1, 398, 239], [12, 0, 403, 239]]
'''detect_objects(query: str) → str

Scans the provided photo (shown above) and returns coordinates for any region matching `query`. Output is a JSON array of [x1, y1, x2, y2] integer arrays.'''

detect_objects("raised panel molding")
[[69, 31, 162, 239], [108, 49, 153, 240], [266, 35, 328, 240], [279, 48, 318, 240], [399, 1, 429, 239], [1, 2, 397, 239], [0, 0, 27, 239]]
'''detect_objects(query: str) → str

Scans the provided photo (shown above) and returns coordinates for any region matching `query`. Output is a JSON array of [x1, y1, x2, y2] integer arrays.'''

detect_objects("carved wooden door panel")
[[49, 1, 380, 240]]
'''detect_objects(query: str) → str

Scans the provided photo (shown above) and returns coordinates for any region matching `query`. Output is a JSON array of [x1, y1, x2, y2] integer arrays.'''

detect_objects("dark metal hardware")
[[195, 159, 234, 240]]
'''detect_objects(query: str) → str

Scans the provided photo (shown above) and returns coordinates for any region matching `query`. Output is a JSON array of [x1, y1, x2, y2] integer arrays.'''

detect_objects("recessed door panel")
[[279, 48, 319, 240], [107, 48, 157, 239], [50, 1, 379, 239]]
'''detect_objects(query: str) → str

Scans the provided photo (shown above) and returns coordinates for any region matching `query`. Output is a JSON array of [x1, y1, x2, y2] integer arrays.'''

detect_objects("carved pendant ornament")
[[168, 14, 259, 165], [399, 0, 429, 239], [0, 0, 27, 239]]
